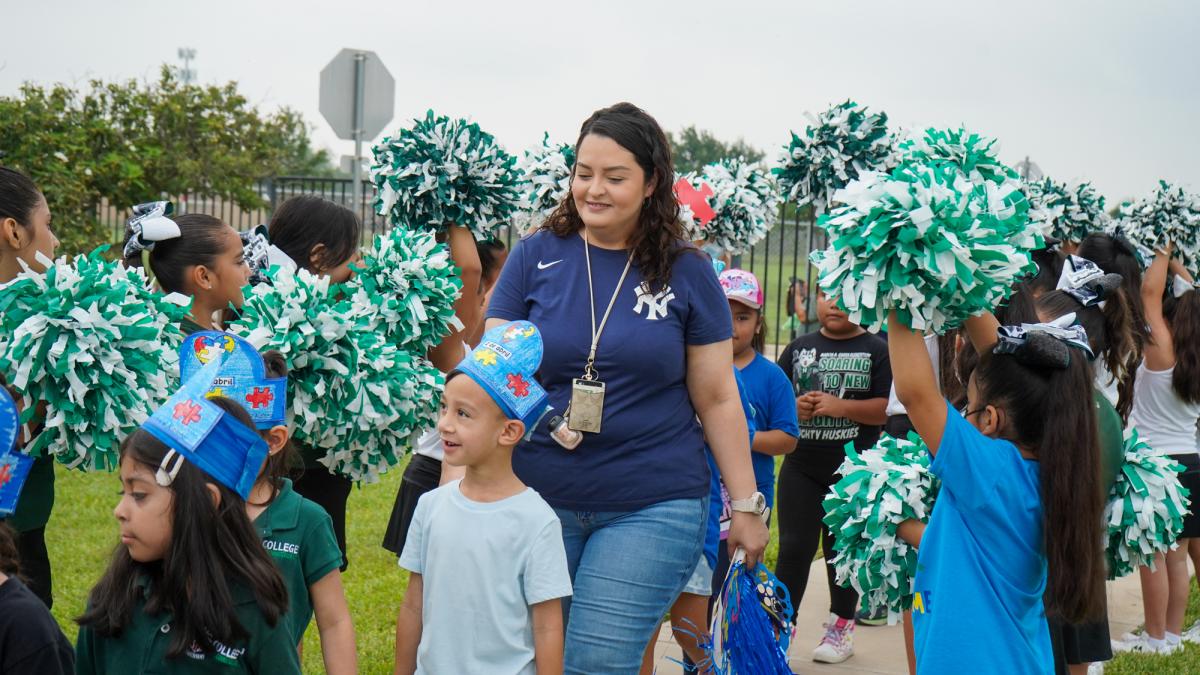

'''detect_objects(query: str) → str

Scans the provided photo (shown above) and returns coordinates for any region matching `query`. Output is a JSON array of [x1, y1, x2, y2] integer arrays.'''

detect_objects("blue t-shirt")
[[704, 368, 757, 568], [912, 402, 1050, 674], [488, 230, 731, 511], [737, 353, 800, 508]]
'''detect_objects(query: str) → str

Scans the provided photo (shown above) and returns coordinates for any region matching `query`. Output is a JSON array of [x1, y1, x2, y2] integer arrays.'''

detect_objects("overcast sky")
[[3, 0, 1197, 201]]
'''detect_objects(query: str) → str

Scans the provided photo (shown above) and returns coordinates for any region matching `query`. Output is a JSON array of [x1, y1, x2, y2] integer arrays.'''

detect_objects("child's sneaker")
[[1111, 633, 1179, 654], [1184, 619, 1200, 644], [812, 613, 854, 663]]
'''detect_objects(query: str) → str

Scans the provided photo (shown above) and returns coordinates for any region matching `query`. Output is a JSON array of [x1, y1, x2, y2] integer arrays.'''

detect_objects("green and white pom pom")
[[809, 155, 1037, 333], [1117, 181, 1200, 273], [515, 133, 575, 231], [1105, 427, 1191, 579], [1026, 177, 1109, 244], [822, 432, 939, 624], [371, 110, 521, 241], [0, 248, 188, 470], [346, 227, 463, 354], [697, 158, 780, 255], [230, 268, 442, 483], [774, 100, 895, 214]]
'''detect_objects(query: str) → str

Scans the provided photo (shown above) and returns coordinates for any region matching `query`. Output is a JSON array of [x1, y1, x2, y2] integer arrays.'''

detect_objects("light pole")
[[177, 48, 197, 84]]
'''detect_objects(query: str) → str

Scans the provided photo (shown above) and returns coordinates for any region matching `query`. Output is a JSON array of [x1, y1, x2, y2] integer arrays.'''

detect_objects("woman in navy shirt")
[[485, 103, 768, 672]]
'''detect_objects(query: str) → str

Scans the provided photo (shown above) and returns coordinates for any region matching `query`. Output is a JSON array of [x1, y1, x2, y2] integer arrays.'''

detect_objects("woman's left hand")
[[727, 511, 770, 568]]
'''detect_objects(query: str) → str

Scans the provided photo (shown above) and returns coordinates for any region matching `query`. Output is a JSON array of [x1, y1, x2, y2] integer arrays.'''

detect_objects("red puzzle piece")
[[245, 387, 275, 409], [506, 373, 530, 398], [674, 177, 716, 227], [172, 400, 203, 426]]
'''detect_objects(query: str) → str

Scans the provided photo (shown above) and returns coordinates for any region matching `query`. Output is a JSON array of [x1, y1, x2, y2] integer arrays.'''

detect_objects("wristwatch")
[[730, 491, 767, 517]]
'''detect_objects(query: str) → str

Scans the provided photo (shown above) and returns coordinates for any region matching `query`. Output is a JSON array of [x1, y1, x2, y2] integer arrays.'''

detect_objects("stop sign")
[[319, 49, 395, 142]]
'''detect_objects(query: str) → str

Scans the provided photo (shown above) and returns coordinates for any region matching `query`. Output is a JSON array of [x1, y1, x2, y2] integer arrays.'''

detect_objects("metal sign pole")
[[351, 52, 366, 220]]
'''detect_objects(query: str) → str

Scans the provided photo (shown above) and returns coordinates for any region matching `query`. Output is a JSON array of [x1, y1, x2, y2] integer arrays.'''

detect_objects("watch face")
[[753, 492, 766, 512]]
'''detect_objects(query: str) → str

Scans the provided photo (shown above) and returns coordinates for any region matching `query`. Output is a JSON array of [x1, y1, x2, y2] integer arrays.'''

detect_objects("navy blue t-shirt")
[[487, 230, 732, 511]]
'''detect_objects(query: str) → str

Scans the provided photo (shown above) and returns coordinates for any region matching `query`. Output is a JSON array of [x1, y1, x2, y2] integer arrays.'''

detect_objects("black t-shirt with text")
[[776, 331, 892, 456]]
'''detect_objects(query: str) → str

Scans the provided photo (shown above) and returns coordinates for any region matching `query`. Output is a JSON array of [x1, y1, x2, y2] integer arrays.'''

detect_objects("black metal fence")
[[101, 177, 825, 352]]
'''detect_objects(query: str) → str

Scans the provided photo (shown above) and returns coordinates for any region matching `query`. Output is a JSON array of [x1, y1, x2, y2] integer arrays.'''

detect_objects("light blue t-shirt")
[[912, 402, 1050, 674], [737, 353, 800, 508], [399, 481, 573, 675]]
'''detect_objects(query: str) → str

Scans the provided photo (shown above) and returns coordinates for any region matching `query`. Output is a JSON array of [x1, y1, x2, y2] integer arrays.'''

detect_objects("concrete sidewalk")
[[648, 559, 1150, 674]]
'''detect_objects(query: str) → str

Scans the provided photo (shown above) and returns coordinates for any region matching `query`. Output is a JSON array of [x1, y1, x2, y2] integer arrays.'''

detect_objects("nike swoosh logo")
[[537, 260, 563, 270]]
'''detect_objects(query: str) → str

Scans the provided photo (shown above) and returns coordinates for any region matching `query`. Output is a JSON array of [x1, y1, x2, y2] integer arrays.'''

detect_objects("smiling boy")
[[394, 321, 572, 675]]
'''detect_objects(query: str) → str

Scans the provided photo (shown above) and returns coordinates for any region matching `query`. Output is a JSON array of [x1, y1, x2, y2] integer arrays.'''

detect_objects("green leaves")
[[370, 110, 521, 241], [822, 432, 938, 623], [0, 248, 188, 470], [1105, 427, 1192, 579], [0, 66, 333, 254]]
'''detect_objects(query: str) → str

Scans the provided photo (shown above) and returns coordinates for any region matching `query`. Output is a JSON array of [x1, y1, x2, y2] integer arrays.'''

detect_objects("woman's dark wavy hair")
[[77, 401, 289, 659], [268, 195, 360, 273], [541, 102, 686, 293], [1163, 289, 1200, 404], [251, 351, 297, 506], [123, 214, 230, 296], [1037, 279, 1138, 420], [973, 340, 1105, 623]]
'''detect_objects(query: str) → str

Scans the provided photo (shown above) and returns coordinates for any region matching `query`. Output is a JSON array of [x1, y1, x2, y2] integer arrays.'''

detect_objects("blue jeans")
[[555, 497, 708, 674]]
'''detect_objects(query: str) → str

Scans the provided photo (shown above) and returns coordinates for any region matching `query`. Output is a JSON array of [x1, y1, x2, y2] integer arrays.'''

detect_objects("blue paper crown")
[[179, 332, 287, 430], [455, 321, 550, 437], [0, 387, 34, 518], [144, 354, 269, 500]]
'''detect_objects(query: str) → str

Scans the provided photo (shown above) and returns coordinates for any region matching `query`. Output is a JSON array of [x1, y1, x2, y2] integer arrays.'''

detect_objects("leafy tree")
[[667, 125, 765, 174], [0, 66, 336, 253]]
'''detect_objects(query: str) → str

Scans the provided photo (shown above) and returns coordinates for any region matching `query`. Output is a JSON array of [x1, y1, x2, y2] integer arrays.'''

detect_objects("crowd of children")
[[1, 98, 1200, 675]]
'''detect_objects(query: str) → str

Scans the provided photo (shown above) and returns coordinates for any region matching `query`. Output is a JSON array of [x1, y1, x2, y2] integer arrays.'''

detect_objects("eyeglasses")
[[962, 408, 987, 419]]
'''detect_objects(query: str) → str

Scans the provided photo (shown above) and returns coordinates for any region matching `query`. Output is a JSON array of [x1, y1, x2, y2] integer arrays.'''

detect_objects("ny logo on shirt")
[[633, 283, 675, 320]]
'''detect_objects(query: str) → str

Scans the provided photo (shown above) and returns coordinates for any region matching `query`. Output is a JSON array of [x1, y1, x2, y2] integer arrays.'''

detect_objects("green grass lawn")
[[43, 457, 1200, 674]]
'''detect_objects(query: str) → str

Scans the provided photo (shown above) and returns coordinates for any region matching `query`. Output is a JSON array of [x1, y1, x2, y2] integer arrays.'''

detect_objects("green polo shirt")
[[180, 317, 206, 336], [253, 478, 343, 645], [74, 576, 300, 674], [1095, 390, 1124, 496]]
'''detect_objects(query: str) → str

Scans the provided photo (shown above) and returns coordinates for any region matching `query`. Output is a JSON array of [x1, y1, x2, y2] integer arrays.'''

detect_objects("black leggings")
[[381, 454, 442, 555], [292, 468, 352, 571], [17, 526, 52, 609], [774, 454, 858, 620]]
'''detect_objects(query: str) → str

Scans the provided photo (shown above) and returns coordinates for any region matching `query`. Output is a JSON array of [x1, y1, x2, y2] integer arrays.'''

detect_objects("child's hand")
[[807, 392, 844, 419], [796, 394, 817, 421]]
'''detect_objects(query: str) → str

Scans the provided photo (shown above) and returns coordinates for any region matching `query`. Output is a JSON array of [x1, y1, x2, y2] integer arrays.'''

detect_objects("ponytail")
[[1036, 279, 1138, 420], [975, 346, 1104, 622]]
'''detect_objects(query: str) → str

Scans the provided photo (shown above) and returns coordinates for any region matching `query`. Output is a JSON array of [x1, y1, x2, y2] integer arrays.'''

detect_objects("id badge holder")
[[568, 379, 605, 433]]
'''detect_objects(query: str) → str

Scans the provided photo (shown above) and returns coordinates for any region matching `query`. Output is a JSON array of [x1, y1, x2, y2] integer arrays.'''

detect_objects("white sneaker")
[[812, 613, 854, 664], [1111, 633, 1180, 654], [1184, 619, 1200, 644], [1086, 663, 1104, 675]]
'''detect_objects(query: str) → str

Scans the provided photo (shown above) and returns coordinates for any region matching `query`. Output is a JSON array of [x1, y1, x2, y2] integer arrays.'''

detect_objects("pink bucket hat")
[[719, 269, 763, 310]]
